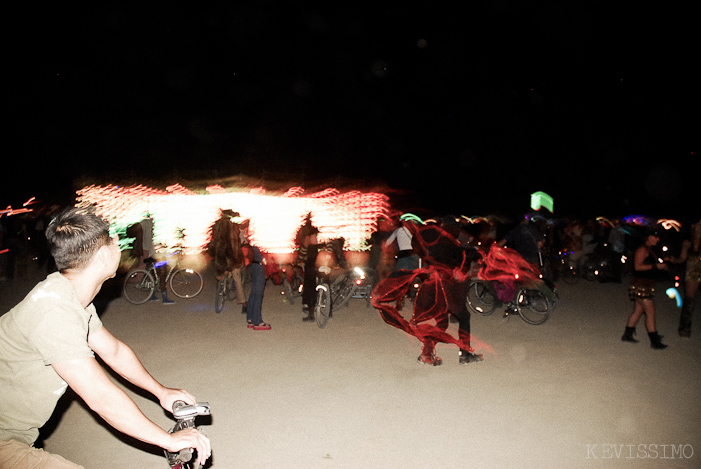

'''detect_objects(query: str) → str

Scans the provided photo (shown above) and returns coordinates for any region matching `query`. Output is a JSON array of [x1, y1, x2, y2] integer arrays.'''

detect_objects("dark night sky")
[[6, 3, 697, 221]]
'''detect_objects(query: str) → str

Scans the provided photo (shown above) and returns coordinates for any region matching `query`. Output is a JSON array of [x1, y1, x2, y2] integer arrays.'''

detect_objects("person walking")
[[622, 230, 668, 349]]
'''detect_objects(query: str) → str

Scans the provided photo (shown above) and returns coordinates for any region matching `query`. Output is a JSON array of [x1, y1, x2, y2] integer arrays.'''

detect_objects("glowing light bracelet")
[[76, 183, 390, 254], [666, 288, 682, 308], [596, 217, 614, 228], [530, 191, 554, 213], [659, 219, 681, 232]]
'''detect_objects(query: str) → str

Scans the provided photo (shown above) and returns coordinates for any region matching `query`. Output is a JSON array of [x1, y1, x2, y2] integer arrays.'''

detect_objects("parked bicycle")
[[280, 264, 304, 305], [123, 250, 203, 304], [165, 400, 211, 469]]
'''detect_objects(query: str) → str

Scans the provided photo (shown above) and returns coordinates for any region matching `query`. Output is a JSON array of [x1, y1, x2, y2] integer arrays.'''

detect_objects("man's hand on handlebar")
[[159, 388, 197, 414], [166, 427, 212, 466]]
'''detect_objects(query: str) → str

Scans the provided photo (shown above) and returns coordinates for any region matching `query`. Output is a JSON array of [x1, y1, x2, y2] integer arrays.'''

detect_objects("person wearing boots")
[[622, 231, 668, 349], [674, 219, 701, 338]]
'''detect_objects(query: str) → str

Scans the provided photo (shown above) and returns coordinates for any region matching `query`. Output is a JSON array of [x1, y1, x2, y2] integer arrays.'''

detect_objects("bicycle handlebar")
[[172, 401, 211, 420]]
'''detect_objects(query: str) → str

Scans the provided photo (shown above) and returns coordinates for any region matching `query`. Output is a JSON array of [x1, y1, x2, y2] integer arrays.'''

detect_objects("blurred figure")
[[385, 215, 419, 272], [208, 211, 248, 314], [127, 214, 173, 304], [622, 231, 668, 349], [298, 225, 321, 322], [674, 219, 701, 338]]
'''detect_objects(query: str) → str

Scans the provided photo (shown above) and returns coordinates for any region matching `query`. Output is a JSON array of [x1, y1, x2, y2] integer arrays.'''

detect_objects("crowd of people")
[[1, 203, 699, 467]]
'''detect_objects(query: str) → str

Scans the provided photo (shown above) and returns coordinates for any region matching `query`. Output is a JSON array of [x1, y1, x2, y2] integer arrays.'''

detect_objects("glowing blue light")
[[666, 288, 682, 308]]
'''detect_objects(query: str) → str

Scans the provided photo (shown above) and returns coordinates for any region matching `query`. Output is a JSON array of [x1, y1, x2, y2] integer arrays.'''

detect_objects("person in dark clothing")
[[300, 228, 321, 322], [622, 231, 668, 349], [499, 217, 542, 266]]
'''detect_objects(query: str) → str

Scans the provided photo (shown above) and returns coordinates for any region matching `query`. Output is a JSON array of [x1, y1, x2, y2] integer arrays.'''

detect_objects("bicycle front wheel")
[[215, 279, 226, 313], [170, 268, 203, 298], [123, 269, 156, 304], [515, 288, 552, 325], [331, 273, 355, 310], [466, 281, 497, 316], [315, 284, 331, 328]]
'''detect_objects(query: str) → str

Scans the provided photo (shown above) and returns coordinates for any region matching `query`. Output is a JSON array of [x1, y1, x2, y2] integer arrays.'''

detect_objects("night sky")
[[7, 3, 697, 221]]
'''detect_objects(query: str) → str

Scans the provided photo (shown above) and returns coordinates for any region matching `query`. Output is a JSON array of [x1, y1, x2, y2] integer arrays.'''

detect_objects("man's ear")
[[95, 244, 112, 266]]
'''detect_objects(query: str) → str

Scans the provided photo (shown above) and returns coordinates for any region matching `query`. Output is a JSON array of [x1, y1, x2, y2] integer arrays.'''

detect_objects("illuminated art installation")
[[530, 191, 554, 213], [75, 184, 390, 254]]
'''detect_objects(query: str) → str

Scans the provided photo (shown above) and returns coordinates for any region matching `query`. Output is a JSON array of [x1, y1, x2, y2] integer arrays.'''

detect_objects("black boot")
[[302, 306, 315, 322], [648, 331, 668, 350], [621, 326, 639, 343], [679, 298, 695, 338]]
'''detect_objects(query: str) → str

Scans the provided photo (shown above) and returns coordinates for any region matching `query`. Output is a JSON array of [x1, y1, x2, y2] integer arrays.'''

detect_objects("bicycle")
[[123, 250, 203, 305], [330, 266, 379, 310], [314, 266, 332, 328], [165, 400, 211, 469], [280, 264, 304, 305], [214, 271, 236, 313], [466, 279, 555, 325]]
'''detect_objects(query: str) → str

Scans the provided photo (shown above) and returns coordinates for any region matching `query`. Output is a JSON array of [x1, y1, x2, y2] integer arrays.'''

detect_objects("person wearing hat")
[[622, 230, 668, 349]]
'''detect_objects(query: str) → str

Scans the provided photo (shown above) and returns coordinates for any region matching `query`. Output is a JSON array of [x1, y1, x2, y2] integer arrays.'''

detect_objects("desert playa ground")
[[2, 266, 699, 468]]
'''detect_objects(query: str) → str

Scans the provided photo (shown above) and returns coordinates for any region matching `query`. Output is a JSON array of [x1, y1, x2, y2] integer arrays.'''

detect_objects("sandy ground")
[[2, 265, 700, 469]]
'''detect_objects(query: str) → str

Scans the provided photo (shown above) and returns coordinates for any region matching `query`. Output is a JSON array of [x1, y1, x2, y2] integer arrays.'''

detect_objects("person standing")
[[385, 217, 420, 272], [622, 231, 668, 349], [674, 219, 701, 338], [300, 228, 320, 323], [246, 243, 270, 330], [0, 206, 210, 468]]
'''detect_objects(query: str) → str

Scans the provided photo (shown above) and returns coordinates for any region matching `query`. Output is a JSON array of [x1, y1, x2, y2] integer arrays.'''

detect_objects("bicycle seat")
[[144, 257, 156, 264]]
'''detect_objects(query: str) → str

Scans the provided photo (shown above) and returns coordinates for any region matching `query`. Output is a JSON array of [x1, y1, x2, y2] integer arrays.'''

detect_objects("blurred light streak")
[[658, 219, 681, 232], [530, 191, 554, 213], [666, 288, 682, 308], [76, 184, 389, 254]]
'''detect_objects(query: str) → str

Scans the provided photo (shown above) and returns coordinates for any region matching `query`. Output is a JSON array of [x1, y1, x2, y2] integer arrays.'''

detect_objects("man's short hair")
[[45, 206, 112, 272]]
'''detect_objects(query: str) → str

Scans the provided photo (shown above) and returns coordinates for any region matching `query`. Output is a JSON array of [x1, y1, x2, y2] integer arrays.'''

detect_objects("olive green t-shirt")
[[0, 272, 103, 445]]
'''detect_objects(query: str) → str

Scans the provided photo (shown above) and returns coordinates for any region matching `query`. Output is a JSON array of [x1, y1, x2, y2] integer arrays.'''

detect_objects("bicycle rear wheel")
[[214, 279, 226, 313], [123, 269, 156, 304], [315, 284, 331, 328], [170, 268, 203, 298], [515, 288, 552, 325], [466, 281, 497, 316]]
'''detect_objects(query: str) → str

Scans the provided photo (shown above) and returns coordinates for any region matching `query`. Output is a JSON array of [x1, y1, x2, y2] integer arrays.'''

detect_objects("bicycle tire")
[[282, 278, 295, 305], [331, 273, 356, 310], [123, 269, 156, 304], [358, 268, 379, 308], [315, 283, 331, 328], [214, 279, 226, 313], [466, 281, 497, 316], [170, 268, 203, 299], [515, 288, 551, 325]]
